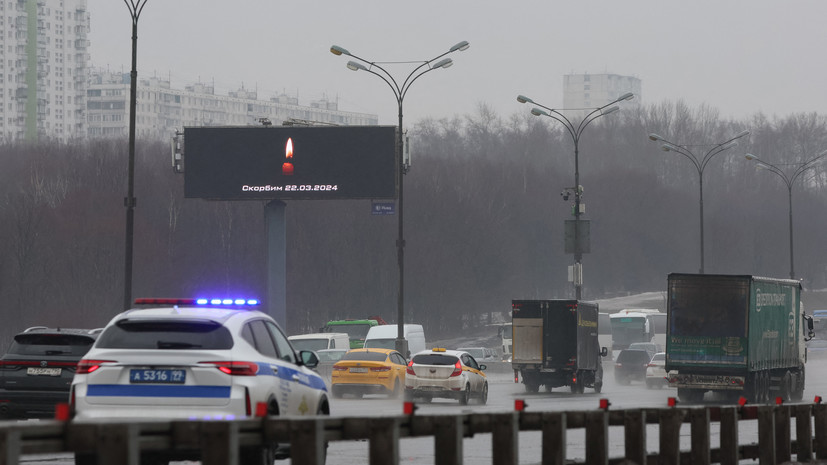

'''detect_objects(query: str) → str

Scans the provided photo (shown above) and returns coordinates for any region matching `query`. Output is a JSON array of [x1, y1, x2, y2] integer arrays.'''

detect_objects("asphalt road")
[[19, 357, 827, 464]]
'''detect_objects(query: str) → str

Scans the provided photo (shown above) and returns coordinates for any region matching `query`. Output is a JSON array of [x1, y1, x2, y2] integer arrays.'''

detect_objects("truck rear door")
[[544, 301, 577, 369]]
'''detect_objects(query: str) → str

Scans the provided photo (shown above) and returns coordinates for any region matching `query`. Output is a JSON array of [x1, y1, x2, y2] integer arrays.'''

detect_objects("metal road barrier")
[[1, 402, 826, 465]]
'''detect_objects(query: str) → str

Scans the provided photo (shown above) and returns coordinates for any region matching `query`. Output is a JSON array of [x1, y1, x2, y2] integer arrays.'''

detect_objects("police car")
[[404, 348, 488, 405], [70, 298, 328, 464]]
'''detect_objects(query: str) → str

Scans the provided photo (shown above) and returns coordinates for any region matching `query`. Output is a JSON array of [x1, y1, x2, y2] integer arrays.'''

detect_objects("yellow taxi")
[[330, 348, 407, 398], [404, 348, 488, 405]]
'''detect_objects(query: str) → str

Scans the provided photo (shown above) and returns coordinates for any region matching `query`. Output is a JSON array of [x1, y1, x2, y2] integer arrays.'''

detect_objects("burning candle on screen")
[[282, 138, 294, 175]]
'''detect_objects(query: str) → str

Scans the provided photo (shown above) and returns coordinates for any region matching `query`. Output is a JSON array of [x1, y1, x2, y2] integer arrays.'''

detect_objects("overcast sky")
[[88, 1, 827, 126]]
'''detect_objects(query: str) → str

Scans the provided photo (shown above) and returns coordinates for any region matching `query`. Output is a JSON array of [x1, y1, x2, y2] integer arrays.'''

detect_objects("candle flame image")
[[282, 137, 294, 175]]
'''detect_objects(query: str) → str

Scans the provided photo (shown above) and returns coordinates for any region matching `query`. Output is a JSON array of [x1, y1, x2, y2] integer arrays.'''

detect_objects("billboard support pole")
[[265, 200, 287, 329]]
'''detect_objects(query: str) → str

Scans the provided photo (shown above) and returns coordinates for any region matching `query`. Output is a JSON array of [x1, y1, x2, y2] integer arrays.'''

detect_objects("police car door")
[[264, 320, 320, 415]]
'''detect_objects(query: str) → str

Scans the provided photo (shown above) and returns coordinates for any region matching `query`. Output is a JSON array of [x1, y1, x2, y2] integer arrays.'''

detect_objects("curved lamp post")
[[517, 92, 634, 299], [330, 41, 469, 355], [744, 150, 827, 279], [648, 130, 750, 274], [123, 0, 148, 310]]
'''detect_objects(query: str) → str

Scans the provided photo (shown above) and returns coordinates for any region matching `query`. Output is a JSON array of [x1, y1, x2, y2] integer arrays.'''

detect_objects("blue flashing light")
[[136, 297, 261, 309]]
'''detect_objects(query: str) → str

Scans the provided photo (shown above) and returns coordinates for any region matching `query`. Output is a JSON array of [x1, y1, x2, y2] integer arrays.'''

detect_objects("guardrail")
[[1, 402, 826, 465]]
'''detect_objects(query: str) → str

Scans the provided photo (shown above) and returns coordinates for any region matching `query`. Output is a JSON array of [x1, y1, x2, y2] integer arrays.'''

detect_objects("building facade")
[[87, 70, 379, 141], [0, 0, 89, 143], [563, 73, 642, 114]]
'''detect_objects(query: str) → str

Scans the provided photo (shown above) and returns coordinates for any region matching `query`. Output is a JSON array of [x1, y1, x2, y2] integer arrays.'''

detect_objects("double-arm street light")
[[744, 150, 827, 279], [517, 92, 634, 299], [330, 41, 469, 356], [123, 0, 148, 310], [648, 130, 751, 274]]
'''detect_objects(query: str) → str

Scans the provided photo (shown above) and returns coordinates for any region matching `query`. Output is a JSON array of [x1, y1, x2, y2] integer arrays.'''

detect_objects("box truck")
[[511, 300, 608, 394], [666, 273, 814, 403]]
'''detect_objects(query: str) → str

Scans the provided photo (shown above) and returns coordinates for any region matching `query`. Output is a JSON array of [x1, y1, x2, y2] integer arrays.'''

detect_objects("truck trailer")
[[512, 300, 608, 394], [665, 273, 814, 403]]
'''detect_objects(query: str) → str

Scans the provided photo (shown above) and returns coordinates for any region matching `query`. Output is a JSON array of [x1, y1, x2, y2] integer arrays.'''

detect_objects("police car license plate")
[[350, 367, 368, 373], [27, 367, 61, 376], [130, 369, 186, 384]]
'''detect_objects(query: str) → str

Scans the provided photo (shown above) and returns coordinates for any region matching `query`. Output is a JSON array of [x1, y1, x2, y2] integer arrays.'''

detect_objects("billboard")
[[183, 126, 398, 200]]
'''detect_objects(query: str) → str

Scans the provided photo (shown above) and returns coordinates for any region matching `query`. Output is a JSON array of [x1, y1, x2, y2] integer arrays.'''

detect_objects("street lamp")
[[123, 0, 149, 310], [647, 130, 751, 274], [517, 92, 634, 299], [744, 150, 827, 279], [331, 41, 469, 356]]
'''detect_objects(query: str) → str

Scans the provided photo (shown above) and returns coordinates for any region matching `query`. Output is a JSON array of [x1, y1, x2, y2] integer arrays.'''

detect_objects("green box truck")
[[666, 273, 814, 403], [511, 300, 608, 394]]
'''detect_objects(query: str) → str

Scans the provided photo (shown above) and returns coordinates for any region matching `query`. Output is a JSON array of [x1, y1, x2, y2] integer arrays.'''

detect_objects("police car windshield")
[[96, 319, 233, 350]]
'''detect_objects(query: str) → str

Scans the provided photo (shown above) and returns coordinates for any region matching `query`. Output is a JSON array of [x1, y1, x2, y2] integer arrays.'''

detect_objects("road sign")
[[372, 202, 396, 215]]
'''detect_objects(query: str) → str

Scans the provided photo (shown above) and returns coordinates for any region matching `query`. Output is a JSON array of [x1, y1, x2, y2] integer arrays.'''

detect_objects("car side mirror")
[[601, 347, 608, 357], [299, 350, 319, 369], [479, 364, 487, 371]]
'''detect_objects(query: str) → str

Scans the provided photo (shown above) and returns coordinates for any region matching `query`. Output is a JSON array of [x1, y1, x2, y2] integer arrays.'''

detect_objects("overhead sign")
[[184, 126, 398, 200], [371, 202, 396, 215]]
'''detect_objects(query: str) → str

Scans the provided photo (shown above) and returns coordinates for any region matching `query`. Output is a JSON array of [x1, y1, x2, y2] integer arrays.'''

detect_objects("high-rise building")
[[86, 70, 379, 141], [0, 1, 376, 143], [563, 73, 641, 115], [0, 0, 89, 143]]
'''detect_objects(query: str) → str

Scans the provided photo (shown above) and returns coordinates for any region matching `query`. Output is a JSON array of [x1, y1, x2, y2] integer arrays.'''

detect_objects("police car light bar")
[[134, 298, 261, 307]]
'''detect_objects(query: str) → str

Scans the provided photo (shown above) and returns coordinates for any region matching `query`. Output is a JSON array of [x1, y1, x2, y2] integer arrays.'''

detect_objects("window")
[[265, 321, 296, 364], [96, 319, 234, 350], [246, 320, 278, 357]]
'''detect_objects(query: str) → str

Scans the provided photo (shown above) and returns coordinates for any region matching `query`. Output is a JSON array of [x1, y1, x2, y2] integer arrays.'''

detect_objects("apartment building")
[[0, 0, 89, 143], [87, 70, 379, 141], [563, 73, 642, 116]]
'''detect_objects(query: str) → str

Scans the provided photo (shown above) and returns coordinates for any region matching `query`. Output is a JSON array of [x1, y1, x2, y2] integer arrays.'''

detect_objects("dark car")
[[614, 349, 651, 385], [0, 326, 101, 419]]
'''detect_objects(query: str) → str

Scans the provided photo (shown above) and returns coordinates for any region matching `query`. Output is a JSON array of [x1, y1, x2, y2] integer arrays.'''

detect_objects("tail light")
[[450, 360, 462, 377], [406, 361, 415, 376], [647, 363, 656, 367], [245, 388, 251, 417], [201, 361, 258, 376], [333, 365, 348, 371], [76, 360, 115, 374], [370, 366, 391, 372]]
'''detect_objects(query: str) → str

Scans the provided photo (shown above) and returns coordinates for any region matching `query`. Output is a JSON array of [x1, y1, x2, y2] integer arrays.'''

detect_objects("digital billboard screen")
[[183, 126, 398, 200]]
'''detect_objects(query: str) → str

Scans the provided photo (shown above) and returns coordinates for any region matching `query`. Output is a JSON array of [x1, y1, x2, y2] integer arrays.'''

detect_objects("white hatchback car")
[[70, 298, 329, 464], [645, 352, 669, 389], [404, 348, 488, 405]]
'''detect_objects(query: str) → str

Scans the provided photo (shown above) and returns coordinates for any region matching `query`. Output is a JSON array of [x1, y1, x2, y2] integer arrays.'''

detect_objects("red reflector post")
[[255, 402, 268, 418], [599, 398, 611, 410], [403, 401, 417, 415], [54, 403, 70, 421], [514, 399, 526, 411]]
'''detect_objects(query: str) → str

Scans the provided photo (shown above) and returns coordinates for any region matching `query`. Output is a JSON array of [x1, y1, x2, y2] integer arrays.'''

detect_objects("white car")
[[645, 352, 669, 389], [404, 348, 488, 405], [70, 298, 329, 464]]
